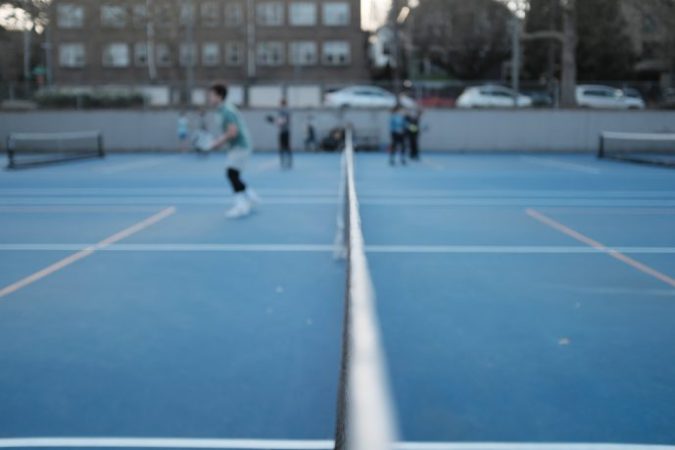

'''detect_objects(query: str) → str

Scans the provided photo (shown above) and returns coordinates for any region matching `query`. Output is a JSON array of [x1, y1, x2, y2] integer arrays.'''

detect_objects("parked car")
[[456, 85, 533, 108], [522, 90, 554, 108], [623, 88, 647, 110], [575, 85, 644, 110], [324, 86, 417, 109], [418, 96, 457, 109], [661, 88, 675, 110]]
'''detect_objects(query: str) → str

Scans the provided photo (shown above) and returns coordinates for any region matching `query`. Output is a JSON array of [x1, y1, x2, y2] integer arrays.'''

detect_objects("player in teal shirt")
[[389, 105, 407, 166], [208, 83, 260, 219]]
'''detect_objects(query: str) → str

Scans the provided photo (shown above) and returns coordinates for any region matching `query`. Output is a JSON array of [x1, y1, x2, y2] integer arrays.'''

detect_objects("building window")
[[134, 43, 148, 66], [101, 5, 128, 28], [155, 43, 172, 67], [225, 42, 244, 66], [257, 41, 284, 66], [201, 1, 220, 27], [57, 4, 84, 29], [642, 14, 658, 34], [180, 2, 196, 25], [156, 3, 174, 28], [224, 3, 243, 26], [102, 43, 130, 67], [202, 43, 221, 66], [290, 41, 317, 65], [180, 43, 198, 66], [59, 43, 85, 67], [257, 2, 284, 26], [290, 2, 317, 26], [132, 4, 148, 28], [323, 41, 350, 65], [323, 2, 350, 26]]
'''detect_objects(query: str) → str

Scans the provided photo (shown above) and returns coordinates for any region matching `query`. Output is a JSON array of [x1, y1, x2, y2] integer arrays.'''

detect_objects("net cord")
[[601, 131, 675, 142], [334, 128, 399, 450], [9, 131, 103, 142]]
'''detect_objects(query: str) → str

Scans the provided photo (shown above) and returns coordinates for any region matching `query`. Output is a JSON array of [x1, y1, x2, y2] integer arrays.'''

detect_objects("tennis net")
[[598, 131, 675, 168], [6, 130, 105, 169], [334, 128, 399, 450]]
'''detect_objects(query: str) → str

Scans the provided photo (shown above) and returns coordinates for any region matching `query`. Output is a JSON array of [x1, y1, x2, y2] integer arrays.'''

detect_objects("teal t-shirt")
[[217, 102, 252, 150]]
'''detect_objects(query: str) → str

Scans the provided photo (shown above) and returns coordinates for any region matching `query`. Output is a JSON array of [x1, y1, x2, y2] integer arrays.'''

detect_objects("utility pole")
[[146, 0, 157, 82], [391, 0, 402, 102], [44, 22, 53, 86], [23, 26, 32, 97], [510, 15, 521, 107], [184, 0, 196, 106], [245, 0, 256, 106]]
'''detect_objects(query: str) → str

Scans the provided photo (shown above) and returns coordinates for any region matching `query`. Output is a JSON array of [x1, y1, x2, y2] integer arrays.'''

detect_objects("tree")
[[0, 0, 50, 88], [407, 0, 512, 80], [517, 0, 578, 106], [523, 0, 560, 80], [627, 0, 675, 86], [576, 0, 635, 80], [0, 0, 50, 30]]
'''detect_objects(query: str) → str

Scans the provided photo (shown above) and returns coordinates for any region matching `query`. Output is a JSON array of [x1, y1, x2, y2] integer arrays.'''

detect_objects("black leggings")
[[279, 131, 292, 168], [390, 133, 406, 159], [226, 168, 246, 193]]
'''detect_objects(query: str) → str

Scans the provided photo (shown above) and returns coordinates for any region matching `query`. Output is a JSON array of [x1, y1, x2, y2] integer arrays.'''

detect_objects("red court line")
[[0, 207, 176, 299], [526, 208, 675, 289]]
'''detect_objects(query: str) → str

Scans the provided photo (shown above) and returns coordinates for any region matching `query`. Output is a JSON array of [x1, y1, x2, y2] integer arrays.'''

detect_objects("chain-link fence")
[[1, 79, 673, 110]]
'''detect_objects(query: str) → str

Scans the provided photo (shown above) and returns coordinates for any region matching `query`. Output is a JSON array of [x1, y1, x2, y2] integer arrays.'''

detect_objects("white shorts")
[[226, 147, 252, 171]]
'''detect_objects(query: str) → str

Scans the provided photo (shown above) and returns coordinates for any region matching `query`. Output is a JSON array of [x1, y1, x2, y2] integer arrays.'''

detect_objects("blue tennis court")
[[1, 151, 674, 449]]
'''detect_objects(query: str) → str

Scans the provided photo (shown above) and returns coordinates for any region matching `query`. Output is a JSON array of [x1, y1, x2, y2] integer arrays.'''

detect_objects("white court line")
[[0, 207, 176, 299], [0, 438, 672, 450], [0, 206, 165, 213], [366, 245, 675, 254], [4, 198, 675, 207], [1, 244, 675, 254], [520, 157, 601, 174], [0, 438, 331, 449], [1, 189, 674, 199], [0, 197, 337, 206], [540, 207, 675, 215], [0, 188, 338, 196], [395, 443, 675, 450]]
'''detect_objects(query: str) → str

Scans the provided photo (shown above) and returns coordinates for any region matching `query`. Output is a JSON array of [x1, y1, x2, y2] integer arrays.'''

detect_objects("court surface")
[[1, 152, 674, 449]]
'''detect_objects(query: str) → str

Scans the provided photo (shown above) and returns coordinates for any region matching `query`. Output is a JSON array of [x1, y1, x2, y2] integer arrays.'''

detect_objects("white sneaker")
[[225, 194, 251, 219], [246, 189, 261, 207]]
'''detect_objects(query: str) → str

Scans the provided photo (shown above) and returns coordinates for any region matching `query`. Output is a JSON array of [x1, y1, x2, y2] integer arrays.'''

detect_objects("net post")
[[598, 132, 605, 159], [97, 132, 105, 158]]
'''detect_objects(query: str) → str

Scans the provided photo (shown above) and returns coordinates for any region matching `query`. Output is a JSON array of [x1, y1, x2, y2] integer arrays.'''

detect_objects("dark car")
[[522, 90, 554, 108], [661, 88, 675, 110]]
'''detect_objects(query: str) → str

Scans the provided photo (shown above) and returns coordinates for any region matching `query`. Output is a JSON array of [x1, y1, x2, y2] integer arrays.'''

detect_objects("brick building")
[[48, 0, 368, 103]]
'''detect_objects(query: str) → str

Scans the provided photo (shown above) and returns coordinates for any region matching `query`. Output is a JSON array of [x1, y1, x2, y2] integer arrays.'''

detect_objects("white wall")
[[1, 109, 674, 152]]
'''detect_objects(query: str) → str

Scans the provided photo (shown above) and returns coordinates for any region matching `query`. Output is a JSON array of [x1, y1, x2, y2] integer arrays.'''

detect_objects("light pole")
[[391, 0, 402, 101], [146, 0, 157, 82], [245, 0, 257, 106], [184, 0, 195, 105], [511, 15, 521, 107]]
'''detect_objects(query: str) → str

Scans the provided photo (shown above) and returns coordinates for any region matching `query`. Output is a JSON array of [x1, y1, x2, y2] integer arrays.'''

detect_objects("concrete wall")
[[1, 109, 675, 152]]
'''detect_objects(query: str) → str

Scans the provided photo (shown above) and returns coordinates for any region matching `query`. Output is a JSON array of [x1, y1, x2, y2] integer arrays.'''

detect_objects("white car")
[[324, 86, 417, 109], [576, 85, 644, 110], [456, 85, 533, 108]]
